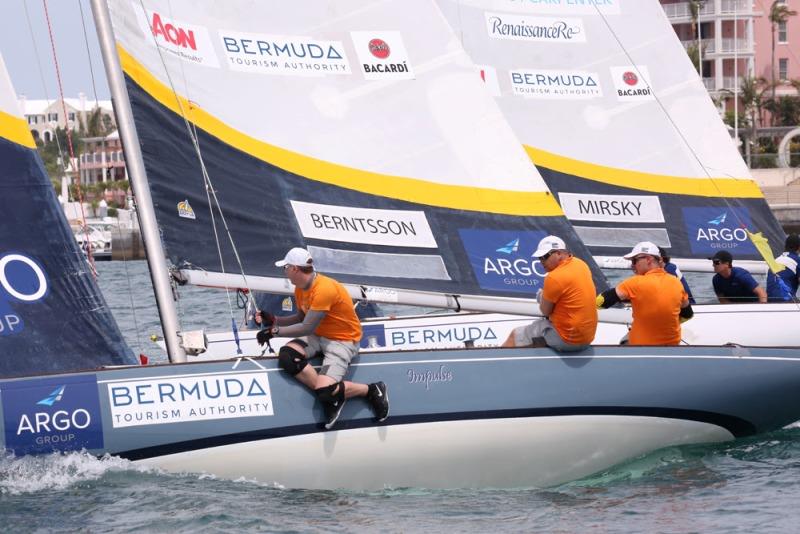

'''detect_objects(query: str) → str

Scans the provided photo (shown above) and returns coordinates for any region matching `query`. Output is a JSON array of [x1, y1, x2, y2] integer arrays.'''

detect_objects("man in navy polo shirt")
[[766, 234, 800, 302], [711, 250, 767, 303]]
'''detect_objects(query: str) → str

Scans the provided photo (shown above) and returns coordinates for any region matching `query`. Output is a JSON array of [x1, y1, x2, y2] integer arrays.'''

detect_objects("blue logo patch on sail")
[[708, 212, 727, 225], [682, 207, 756, 256], [2, 375, 103, 455], [36, 385, 66, 407], [459, 229, 546, 295], [177, 199, 196, 219], [281, 297, 294, 312], [360, 324, 386, 349], [496, 238, 520, 254]]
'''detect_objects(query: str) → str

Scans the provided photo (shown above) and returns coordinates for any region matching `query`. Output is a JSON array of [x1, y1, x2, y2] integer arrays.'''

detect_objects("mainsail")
[[104, 0, 608, 307], [437, 0, 785, 268], [0, 53, 136, 377]]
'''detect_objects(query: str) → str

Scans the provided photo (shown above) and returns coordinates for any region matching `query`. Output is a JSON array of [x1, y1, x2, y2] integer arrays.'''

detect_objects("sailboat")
[[436, 0, 800, 346], [2, 0, 800, 490]]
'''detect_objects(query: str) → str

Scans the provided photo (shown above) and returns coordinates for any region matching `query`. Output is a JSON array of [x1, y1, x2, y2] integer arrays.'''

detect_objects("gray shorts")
[[304, 335, 360, 382], [513, 318, 589, 353]]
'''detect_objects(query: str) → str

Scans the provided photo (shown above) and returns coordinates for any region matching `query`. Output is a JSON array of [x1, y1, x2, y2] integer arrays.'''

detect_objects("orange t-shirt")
[[295, 274, 362, 342], [617, 268, 687, 346], [542, 256, 598, 345]]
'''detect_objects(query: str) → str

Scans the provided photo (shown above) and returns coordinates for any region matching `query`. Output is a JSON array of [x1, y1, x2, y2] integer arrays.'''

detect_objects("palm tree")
[[769, 1, 797, 106], [689, 1, 707, 78], [739, 76, 772, 166]]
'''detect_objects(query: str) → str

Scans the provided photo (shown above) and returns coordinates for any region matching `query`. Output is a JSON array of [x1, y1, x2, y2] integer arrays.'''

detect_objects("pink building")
[[79, 130, 128, 186], [661, 0, 800, 111]]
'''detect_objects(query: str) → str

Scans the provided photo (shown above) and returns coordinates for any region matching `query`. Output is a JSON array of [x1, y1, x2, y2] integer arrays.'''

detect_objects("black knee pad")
[[278, 344, 308, 376], [315, 381, 344, 406]]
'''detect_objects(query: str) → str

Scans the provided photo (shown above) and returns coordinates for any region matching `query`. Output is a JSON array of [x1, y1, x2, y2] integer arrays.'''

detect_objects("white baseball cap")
[[533, 235, 567, 258], [275, 247, 313, 267], [623, 241, 660, 259]]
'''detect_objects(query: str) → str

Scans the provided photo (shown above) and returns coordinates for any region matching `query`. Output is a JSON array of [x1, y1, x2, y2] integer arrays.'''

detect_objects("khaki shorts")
[[304, 335, 360, 382], [513, 318, 589, 353]]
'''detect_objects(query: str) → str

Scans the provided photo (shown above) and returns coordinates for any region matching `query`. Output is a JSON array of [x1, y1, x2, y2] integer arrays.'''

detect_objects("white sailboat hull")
[[137, 415, 732, 490], [179, 303, 800, 362]]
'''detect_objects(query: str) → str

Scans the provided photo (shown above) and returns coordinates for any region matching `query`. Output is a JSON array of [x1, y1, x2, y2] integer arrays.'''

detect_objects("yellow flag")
[[746, 230, 784, 274]]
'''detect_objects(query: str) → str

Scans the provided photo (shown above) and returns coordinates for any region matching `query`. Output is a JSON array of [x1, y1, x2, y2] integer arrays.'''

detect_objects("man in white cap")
[[502, 235, 597, 351], [255, 247, 389, 429], [596, 241, 692, 345]]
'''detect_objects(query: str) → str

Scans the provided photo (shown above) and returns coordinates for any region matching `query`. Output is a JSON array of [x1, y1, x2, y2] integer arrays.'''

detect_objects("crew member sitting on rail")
[[255, 247, 389, 429], [597, 241, 691, 346], [710, 250, 767, 303], [502, 235, 597, 351]]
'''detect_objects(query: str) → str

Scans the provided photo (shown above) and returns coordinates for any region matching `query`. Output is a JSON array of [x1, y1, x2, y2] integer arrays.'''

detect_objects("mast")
[[90, 0, 186, 363]]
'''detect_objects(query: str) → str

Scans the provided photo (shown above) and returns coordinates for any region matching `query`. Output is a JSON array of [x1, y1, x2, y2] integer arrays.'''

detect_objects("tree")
[[739, 76, 772, 166], [689, 1, 707, 78], [769, 1, 797, 112]]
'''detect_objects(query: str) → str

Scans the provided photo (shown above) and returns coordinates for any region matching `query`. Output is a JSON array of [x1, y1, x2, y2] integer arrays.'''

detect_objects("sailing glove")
[[256, 311, 275, 327], [256, 328, 274, 345]]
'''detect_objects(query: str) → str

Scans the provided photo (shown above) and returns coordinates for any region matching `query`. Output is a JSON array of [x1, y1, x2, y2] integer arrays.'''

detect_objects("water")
[[2, 261, 798, 532]]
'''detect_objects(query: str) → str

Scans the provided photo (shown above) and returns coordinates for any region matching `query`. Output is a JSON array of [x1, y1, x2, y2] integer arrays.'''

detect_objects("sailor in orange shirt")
[[503, 235, 597, 351], [597, 242, 693, 346], [255, 247, 388, 429]]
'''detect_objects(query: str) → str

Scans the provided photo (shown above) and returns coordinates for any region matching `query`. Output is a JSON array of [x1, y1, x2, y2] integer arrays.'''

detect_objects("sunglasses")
[[538, 251, 554, 262], [631, 255, 648, 264], [712, 260, 722, 266]]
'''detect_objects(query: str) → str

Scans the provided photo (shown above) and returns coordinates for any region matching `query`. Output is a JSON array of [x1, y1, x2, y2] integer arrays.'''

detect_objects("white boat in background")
[[71, 222, 112, 260]]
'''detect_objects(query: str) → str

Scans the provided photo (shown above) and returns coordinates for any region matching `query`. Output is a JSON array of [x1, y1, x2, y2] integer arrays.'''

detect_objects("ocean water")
[[2, 261, 799, 533]]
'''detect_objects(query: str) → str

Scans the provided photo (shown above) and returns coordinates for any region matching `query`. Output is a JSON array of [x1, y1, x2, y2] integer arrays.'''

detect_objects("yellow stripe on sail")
[[746, 230, 785, 274], [118, 46, 564, 217], [0, 109, 36, 149], [525, 145, 765, 199]]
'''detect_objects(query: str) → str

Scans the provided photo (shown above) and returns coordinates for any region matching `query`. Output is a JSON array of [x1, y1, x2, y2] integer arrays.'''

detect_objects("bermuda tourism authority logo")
[[0, 252, 49, 337], [220, 31, 351, 76], [682, 207, 757, 255], [2, 375, 103, 455], [485, 12, 586, 43], [351, 31, 415, 80], [106, 371, 274, 428], [509, 69, 602, 100], [459, 229, 547, 295], [132, 3, 219, 67]]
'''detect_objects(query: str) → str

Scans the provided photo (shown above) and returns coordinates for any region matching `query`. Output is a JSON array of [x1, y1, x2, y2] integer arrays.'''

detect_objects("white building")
[[17, 92, 114, 143]]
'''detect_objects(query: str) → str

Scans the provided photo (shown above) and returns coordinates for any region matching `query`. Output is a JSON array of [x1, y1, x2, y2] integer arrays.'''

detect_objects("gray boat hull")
[[2, 344, 799, 489]]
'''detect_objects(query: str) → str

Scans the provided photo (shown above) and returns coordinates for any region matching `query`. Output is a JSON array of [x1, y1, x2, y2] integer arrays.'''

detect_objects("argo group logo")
[[0, 252, 49, 336], [351, 31, 415, 80], [682, 207, 757, 255], [459, 229, 547, 295], [2, 375, 104, 454]]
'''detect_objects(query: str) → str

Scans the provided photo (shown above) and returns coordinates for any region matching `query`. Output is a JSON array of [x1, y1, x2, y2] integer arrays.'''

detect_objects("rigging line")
[[135, 0, 257, 316], [77, 0, 145, 351], [23, 0, 69, 191], [42, 0, 97, 275]]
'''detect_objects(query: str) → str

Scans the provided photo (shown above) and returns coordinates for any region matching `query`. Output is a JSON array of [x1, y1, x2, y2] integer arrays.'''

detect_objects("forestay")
[[0, 54, 136, 378], [105, 0, 608, 305], [437, 0, 784, 269]]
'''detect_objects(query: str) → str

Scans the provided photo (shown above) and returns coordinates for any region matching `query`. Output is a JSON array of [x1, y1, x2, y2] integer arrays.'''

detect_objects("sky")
[[0, 0, 110, 101]]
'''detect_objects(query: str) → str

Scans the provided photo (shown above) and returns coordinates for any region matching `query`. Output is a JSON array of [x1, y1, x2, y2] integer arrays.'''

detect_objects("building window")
[[780, 58, 789, 80], [47, 112, 58, 122], [68, 112, 75, 121], [779, 21, 788, 43]]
